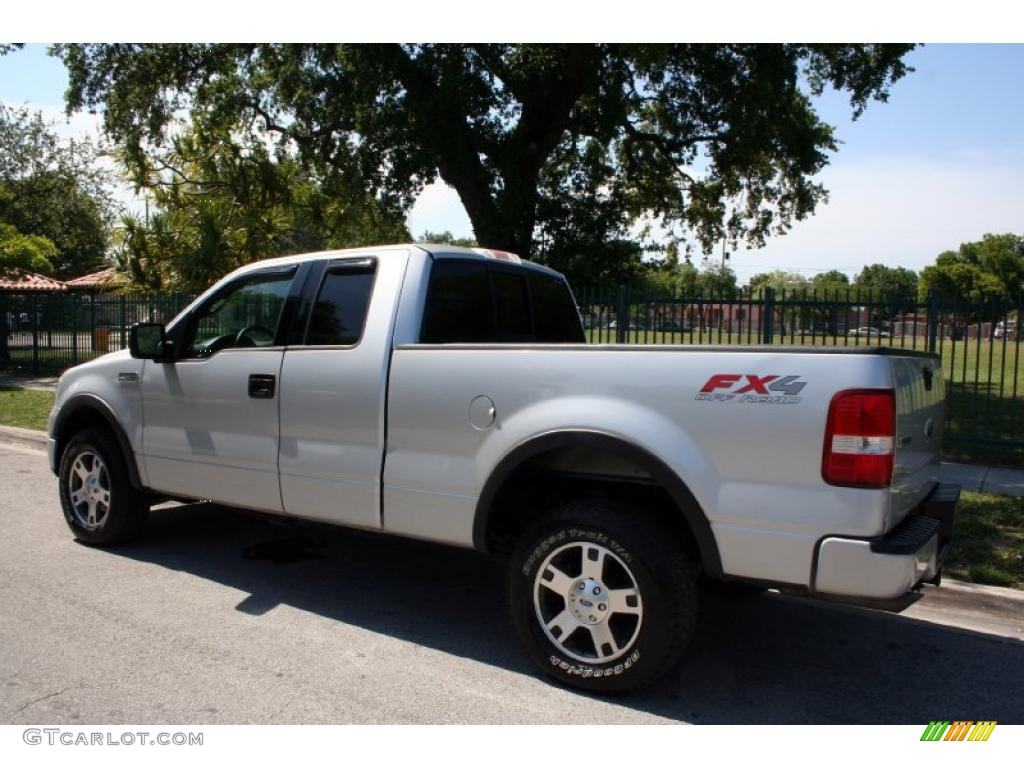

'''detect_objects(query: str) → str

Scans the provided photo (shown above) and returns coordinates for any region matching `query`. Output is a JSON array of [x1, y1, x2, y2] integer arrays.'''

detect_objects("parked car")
[[608, 320, 641, 331], [847, 326, 891, 339], [994, 321, 1017, 340], [48, 244, 958, 692]]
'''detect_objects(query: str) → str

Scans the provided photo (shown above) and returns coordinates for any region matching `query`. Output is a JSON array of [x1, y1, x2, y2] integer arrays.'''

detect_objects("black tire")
[[58, 427, 148, 545], [509, 499, 698, 693]]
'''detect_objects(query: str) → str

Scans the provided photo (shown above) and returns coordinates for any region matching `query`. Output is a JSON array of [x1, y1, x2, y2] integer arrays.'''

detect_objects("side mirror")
[[129, 322, 171, 361]]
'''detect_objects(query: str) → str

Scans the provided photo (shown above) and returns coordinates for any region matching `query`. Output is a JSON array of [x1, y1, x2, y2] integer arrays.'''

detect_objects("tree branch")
[[372, 44, 507, 245]]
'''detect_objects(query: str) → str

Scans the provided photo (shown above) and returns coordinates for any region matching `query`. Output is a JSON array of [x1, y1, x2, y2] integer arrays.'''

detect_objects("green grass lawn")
[[946, 491, 1024, 589], [0, 388, 55, 432]]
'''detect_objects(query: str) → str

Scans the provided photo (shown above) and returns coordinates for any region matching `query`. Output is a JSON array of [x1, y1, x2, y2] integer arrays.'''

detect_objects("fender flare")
[[52, 393, 144, 489], [472, 430, 723, 577]]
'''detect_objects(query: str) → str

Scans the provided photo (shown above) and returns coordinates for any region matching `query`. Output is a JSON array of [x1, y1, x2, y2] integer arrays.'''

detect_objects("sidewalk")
[[0, 374, 59, 391], [939, 462, 1024, 496]]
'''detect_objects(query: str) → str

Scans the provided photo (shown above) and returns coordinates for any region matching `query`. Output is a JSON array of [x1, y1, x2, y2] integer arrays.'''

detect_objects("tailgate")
[[890, 354, 945, 526]]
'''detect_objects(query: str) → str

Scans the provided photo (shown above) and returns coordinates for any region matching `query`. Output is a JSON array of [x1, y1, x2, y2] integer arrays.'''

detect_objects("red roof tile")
[[0, 271, 67, 292], [64, 267, 128, 289]]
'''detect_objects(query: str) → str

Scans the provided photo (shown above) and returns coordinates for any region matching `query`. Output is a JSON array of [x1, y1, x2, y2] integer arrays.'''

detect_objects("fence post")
[[0, 293, 6, 366], [31, 293, 40, 375], [761, 287, 775, 345], [616, 285, 628, 344], [926, 290, 939, 354], [89, 293, 96, 358], [71, 293, 78, 365], [120, 294, 128, 350]]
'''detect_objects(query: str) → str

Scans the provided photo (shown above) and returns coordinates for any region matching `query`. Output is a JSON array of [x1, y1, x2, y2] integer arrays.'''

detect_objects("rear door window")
[[421, 262, 495, 343], [529, 272, 585, 343], [304, 260, 377, 346], [421, 259, 583, 343], [491, 270, 532, 340]]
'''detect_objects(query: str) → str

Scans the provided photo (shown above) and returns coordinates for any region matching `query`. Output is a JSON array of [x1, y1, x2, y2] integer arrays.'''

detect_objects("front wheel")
[[58, 428, 148, 545], [509, 499, 698, 692]]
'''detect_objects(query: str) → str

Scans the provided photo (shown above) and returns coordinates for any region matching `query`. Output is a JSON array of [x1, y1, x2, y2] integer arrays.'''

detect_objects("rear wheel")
[[58, 428, 148, 545], [509, 499, 698, 692]]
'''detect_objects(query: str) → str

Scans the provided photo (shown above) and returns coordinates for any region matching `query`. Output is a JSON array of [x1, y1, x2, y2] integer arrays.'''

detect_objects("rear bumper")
[[813, 483, 960, 601]]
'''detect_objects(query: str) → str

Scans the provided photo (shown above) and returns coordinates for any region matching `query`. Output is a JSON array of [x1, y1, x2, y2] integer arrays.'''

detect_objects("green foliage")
[[0, 103, 115, 277], [919, 234, 1023, 309], [418, 230, 478, 248], [634, 250, 736, 297], [854, 263, 918, 310], [55, 43, 915, 284], [973, 233, 1024, 298], [0, 221, 56, 276], [747, 269, 808, 295], [812, 269, 850, 286], [114, 122, 410, 292], [697, 263, 739, 296]]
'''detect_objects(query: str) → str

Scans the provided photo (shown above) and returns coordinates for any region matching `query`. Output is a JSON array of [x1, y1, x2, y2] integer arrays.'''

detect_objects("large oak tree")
[[56, 44, 914, 279]]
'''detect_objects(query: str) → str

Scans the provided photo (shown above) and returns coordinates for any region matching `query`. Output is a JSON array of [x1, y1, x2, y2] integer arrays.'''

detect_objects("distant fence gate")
[[2, 286, 1022, 466]]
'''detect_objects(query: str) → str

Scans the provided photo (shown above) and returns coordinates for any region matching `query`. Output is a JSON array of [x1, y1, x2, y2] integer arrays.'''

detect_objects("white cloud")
[[728, 153, 1024, 283]]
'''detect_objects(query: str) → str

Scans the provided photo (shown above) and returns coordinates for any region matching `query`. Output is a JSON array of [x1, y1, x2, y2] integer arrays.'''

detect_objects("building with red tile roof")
[[0, 271, 67, 293]]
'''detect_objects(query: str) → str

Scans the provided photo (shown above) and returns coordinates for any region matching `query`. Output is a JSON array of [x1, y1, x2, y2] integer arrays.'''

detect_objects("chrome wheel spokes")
[[533, 541, 643, 664], [67, 451, 111, 529]]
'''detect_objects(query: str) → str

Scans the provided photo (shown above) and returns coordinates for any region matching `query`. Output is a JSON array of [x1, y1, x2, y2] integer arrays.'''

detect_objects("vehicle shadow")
[[114, 502, 1024, 724]]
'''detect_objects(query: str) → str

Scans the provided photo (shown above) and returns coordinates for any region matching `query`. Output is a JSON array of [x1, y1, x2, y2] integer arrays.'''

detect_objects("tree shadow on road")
[[111, 502, 1024, 724]]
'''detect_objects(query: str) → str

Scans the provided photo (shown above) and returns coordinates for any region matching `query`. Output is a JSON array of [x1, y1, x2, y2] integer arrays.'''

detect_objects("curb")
[[939, 577, 1024, 602], [905, 578, 1024, 641], [0, 425, 48, 449]]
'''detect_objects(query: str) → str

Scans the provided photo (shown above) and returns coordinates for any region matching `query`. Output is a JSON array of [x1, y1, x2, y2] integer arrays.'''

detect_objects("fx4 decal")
[[695, 374, 806, 405]]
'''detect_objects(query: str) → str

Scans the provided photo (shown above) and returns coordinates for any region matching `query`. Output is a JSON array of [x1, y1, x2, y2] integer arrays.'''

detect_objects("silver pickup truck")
[[48, 244, 959, 692]]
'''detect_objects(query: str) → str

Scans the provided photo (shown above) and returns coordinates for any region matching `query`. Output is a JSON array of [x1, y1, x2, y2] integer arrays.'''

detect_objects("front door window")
[[183, 268, 296, 358]]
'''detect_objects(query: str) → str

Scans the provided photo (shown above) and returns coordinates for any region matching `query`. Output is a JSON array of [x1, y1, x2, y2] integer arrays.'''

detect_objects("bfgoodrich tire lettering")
[[510, 499, 698, 692], [58, 428, 148, 545]]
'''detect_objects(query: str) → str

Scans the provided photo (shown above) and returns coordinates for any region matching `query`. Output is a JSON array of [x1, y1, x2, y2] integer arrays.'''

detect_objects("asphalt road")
[[2, 440, 1023, 724]]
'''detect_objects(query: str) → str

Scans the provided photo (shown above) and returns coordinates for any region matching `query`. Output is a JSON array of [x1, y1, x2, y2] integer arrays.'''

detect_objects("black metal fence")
[[0, 292, 194, 375], [576, 285, 1022, 466], [2, 286, 1022, 465]]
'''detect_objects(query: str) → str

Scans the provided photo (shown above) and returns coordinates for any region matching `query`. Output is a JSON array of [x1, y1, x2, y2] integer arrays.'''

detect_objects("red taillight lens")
[[822, 389, 895, 488]]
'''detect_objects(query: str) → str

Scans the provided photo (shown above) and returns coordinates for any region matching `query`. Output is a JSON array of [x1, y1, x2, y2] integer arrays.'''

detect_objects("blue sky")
[[2, 44, 1022, 283]]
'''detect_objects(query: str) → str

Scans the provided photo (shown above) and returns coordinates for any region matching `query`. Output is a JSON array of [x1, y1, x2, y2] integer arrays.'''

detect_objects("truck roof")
[[227, 243, 565, 280]]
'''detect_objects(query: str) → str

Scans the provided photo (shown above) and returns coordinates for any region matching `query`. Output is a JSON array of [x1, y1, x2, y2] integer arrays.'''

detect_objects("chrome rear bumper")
[[813, 483, 959, 601]]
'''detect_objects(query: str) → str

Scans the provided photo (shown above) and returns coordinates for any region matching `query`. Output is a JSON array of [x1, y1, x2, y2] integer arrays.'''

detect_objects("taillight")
[[822, 389, 895, 488]]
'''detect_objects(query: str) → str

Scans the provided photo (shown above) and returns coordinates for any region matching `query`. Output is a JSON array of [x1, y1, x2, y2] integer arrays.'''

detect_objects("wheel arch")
[[52, 394, 144, 489], [472, 430, 723, 577]]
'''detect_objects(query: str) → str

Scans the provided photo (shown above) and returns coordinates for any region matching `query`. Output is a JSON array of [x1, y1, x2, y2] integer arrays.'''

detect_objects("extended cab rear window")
[[421, 260, 584, 344], [305, 260, 376, 346]]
